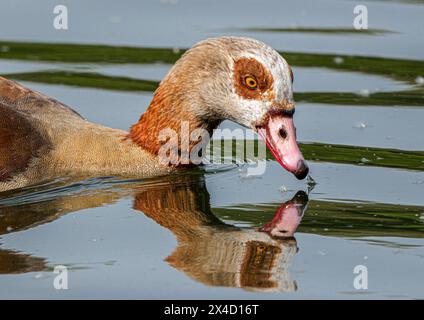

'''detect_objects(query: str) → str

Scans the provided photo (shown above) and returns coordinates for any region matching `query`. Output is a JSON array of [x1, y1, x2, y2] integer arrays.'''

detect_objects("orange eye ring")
[[244, 76, 258, 89]]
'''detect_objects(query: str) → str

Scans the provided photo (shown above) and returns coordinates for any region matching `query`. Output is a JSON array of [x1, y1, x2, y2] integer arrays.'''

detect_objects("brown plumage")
[[0, 103, 44, 181], [0, 76, 171, 191]]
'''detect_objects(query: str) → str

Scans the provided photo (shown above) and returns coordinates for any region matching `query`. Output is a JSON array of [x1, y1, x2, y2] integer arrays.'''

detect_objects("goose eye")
[[244, 76, 258, 89]]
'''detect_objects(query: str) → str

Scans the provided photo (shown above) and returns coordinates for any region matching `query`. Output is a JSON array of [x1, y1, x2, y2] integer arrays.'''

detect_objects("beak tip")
[[294, 160, 309, 180]]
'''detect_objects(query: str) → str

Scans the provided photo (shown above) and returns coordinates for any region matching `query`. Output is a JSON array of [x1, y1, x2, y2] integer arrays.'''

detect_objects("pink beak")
[[257, 110, 309, 180]]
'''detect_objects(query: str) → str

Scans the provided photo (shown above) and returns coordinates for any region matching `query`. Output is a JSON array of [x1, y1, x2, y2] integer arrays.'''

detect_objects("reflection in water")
[[0, 174, 308, 291], [0, 249, 46, 274], [135, 178, 308, 292]]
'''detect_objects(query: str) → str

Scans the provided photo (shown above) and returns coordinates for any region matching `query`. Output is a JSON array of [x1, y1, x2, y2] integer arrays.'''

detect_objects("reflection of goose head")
[[134, 175, 308, 292], [259, 191, 308, 238]]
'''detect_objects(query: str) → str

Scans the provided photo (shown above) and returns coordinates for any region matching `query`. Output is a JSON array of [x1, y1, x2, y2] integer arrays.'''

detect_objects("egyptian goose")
[[0, 37, 308, 192]]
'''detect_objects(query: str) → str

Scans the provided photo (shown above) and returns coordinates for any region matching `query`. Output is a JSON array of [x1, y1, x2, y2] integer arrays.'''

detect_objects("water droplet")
[[415, 76, 424, 85], [279, 186, 288, 193], [357, 89, 370, 97], [306, 176, 316, 193], [354, 122, 367, 129], [333, 56, 344, 65]]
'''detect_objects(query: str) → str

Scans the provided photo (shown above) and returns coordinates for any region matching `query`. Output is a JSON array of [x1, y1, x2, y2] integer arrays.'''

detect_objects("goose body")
[[0, 37, 308, 192], [0, 77, 172, 191]]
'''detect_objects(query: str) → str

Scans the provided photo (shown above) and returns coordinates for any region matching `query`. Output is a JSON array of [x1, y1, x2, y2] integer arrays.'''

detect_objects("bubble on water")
[[333, 56, 344, 65], [354, 122, 367, 129], [104, 260, 116, 266], [415, 76, 424, 85], [364, 256, 368, 260], [279, 186, 288, 193], [357, 89, 370, 97]]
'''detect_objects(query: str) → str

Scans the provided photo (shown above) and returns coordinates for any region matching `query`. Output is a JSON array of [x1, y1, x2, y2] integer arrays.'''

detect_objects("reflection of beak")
[[259, 191, 309, 238], [256, 106, 309, 180]]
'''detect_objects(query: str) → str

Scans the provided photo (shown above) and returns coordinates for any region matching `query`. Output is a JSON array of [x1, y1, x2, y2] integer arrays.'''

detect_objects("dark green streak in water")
[[213, 200, 424, 239], [1, 40, 424, 84], [208, 140, 424, 172], [299, 142, 424, 171], [296, 90, 424, 107], [0, 41, 183, 64], [4, 70, 424, 106], [230, 27, 394, 35], [283, 52, 424, 84], [4, 71, 159, 92]]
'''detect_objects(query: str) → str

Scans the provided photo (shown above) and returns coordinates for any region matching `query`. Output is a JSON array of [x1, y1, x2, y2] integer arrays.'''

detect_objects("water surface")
[[0, 0, 423, 299]]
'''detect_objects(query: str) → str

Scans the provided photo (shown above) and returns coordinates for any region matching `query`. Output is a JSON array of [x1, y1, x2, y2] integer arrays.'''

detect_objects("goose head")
[[131, 36, 309, 179]]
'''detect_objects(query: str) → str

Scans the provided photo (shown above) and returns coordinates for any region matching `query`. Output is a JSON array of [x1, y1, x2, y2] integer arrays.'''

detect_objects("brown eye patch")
[[233, 57, 273, 100]]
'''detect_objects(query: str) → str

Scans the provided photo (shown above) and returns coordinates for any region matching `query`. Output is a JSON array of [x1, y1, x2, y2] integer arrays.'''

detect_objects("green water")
[[0, 0, 423, 299]]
